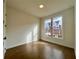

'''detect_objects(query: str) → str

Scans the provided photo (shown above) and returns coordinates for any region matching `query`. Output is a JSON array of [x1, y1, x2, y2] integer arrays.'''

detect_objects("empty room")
[[3, 0, 75, 59]]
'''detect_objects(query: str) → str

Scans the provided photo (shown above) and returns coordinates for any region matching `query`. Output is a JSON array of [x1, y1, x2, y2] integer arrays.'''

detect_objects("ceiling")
[[6, 0, 75, 18]]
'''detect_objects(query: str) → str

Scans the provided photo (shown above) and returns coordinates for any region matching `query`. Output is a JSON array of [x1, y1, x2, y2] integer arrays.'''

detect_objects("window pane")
[[44, 19, 51, 36], [52, 16, 63, 38]]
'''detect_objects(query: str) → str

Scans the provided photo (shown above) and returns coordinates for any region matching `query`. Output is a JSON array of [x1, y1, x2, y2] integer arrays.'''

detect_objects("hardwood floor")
[[4, 41, 75, 59]]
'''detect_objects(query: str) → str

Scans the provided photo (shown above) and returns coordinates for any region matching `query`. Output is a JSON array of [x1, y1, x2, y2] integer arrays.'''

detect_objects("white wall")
[[41, 7, 75, 48], [6, 6, 40, 49], [3, 0, 7, 55]]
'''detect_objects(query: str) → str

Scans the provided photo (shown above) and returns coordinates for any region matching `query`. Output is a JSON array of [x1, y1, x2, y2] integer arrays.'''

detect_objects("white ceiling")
[[6, 0, 75, 17]]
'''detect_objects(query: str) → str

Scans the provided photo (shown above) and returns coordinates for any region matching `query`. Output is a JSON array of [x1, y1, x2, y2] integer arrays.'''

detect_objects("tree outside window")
[[44, 16, 63, 39]]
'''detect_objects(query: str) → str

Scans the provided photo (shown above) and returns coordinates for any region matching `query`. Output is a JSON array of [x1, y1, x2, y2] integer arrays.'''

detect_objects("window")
[[52, 16, 63, 38], [44, 16, 63, 39], [44, 19, 51, 36]]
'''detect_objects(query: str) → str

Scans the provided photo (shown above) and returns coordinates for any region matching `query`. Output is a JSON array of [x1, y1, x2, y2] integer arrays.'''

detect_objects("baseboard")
[[6, 42, 34, 51], [6, 43, 26, 51], [6, 39, 74, 51], [6, 41, 39, 51], [40, 39, 74, 50]]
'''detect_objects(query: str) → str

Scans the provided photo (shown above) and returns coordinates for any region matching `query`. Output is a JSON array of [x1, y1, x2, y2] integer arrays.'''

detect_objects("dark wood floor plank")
[[4, 41, 75, 59]]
